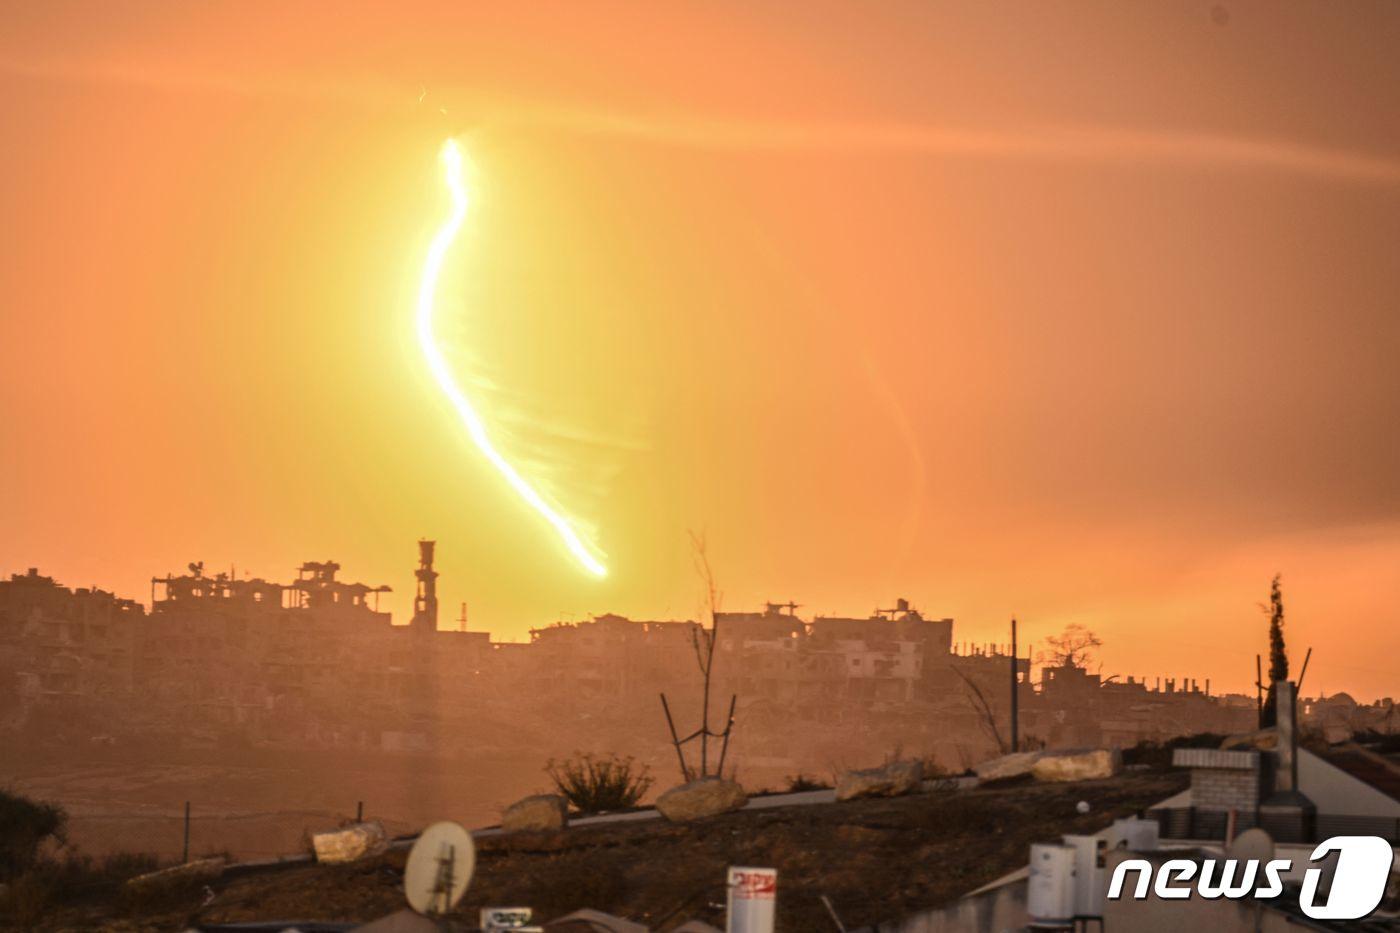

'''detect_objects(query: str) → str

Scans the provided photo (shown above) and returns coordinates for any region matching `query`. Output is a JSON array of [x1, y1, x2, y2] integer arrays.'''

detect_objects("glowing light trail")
[[416, 139, 607, 577]]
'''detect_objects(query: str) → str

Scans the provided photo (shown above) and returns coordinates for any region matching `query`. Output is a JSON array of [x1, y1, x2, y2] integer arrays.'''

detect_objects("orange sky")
[[2, 2, 1398, 700]]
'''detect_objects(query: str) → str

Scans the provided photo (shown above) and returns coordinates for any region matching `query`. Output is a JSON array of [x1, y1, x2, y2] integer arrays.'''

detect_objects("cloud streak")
[[507, 105, 1400, 187], [7, 51, 1400, 187]]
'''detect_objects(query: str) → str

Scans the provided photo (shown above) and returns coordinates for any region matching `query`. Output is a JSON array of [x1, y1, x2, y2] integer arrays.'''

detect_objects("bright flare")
[[416, 139, 607, 577]]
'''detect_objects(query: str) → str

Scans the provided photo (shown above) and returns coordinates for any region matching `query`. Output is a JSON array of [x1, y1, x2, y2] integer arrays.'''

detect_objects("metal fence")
[[1149, 806, 1400, 844], [62, 803, 415, 863]]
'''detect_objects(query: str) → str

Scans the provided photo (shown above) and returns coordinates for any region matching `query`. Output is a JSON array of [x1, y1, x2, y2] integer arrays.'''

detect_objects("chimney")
[[1258, 678, 1316, 842]]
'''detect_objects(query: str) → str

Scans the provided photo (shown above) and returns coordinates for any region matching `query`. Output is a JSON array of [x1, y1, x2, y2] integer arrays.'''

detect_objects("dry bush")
[[783, 773, 831, 793], [545, 753, 654, 813]]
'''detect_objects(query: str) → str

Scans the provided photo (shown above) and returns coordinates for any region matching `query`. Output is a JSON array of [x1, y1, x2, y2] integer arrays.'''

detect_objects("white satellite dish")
[[1229, 827, 1275, 865], [404, 821, 476, 916]]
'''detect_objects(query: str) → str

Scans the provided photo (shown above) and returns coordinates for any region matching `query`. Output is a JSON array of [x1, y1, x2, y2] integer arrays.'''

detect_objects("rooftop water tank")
[[1028, 843, 1077, 924]]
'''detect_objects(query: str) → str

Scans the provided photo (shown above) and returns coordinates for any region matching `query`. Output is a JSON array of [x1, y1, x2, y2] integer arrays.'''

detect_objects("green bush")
[[0, 788, 66, 880], [545, 753, 654, 813]]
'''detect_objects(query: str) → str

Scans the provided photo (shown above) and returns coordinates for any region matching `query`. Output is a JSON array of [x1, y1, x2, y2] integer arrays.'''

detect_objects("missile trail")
[[416, 139, 607, 577]]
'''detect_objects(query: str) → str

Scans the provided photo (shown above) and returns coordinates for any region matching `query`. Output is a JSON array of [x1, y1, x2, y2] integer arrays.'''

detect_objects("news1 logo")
[[1107, 836, 1394, 920]]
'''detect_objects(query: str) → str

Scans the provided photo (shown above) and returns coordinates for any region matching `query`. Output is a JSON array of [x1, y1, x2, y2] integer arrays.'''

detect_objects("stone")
[[311, 820, 389, 864], [1031, 748, 1123, 783], [125, 856, 225, 890], [835, 759, 924, 801], [974, 751, 1043, 783], [502, 793, 569, 833], [655, 777, 748, 822]]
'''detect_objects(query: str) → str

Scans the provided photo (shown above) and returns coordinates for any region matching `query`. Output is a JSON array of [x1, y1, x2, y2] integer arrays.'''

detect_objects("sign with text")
[[727, 866, 777, 933], [480, 906, 534, 930]]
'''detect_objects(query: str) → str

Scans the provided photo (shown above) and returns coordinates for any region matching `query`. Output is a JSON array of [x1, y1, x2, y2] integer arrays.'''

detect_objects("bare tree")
[[1040, 623, 1103, 670], [658, 531, 736, 782], [953, 667, 1008, 755]]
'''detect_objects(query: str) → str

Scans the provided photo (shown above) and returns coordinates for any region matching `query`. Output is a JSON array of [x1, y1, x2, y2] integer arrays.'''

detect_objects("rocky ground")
[[20, 769, 1187, 932]]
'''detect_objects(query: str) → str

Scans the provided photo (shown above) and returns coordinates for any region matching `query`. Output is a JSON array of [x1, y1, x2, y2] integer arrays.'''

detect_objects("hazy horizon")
[[3, 1, 1399, 701]]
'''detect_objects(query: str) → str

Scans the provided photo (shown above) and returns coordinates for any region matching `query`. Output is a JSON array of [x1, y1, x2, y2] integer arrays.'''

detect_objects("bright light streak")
[[416, 139, 607, 577]]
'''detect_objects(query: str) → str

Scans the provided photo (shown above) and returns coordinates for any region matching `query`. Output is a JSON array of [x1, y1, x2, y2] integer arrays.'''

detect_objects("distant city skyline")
[[3, 3, 1399, 701]]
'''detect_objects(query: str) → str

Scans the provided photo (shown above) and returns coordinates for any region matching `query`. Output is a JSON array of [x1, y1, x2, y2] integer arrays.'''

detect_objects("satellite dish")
[[404, 821, 475, 916], [1230, 827, 1275, 865]]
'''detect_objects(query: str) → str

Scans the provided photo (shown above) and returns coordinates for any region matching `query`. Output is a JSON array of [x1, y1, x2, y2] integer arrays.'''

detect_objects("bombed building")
[[3, 544, 1377, 775]]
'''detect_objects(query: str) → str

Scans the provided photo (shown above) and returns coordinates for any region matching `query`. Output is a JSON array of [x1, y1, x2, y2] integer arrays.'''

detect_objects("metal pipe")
[[1009, 617, 1019, 754]]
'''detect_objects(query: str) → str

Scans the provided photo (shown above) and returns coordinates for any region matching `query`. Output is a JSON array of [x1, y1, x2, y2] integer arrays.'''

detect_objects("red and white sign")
[[727, 866, 777, 933]]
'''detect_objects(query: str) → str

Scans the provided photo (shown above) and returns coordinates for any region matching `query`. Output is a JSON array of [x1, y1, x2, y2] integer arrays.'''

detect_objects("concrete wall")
[[1193, 767, 1262, 812]]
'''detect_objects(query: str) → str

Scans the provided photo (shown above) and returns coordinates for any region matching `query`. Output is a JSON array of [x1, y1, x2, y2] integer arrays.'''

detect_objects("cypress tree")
[[1261, 573, 1288, 727]]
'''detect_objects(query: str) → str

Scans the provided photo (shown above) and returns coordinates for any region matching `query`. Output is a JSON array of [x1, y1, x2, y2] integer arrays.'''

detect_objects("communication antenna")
[[404, 821, 476, 917], [1229, 827, 1276, 865]]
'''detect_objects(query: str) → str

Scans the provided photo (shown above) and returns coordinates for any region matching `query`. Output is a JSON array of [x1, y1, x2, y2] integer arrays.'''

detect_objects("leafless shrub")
[[545, 752, 654, 813]]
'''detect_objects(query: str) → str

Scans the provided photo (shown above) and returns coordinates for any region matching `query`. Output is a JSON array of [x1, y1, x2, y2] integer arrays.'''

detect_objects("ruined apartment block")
[[3, 547, 1393, 762]]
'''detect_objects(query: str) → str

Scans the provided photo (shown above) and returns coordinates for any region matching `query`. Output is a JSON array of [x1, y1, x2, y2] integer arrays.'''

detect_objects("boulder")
[[655, 777, 747, 822], [502, 794, 569, 833], [1031, 748, 1122, 783], [125, 856, 225, 890], [312, 820, 389, 864], [835, 759, 923, 801], [974, 751, 1043, 783]]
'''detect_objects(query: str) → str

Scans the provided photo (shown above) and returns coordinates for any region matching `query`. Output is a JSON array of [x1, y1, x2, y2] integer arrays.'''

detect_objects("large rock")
[[312, 820, 389, 864], [974, 751, 1043, 783], [502, 794, 569, 833], [655, 777, 748, 822], [835, 759, 923, 801], [125, 856, 225, 890], [1031, 748, 1122, 783]]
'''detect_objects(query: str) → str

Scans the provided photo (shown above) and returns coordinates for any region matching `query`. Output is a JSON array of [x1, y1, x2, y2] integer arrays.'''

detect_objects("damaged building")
[[2, 546, 1377, 775]]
